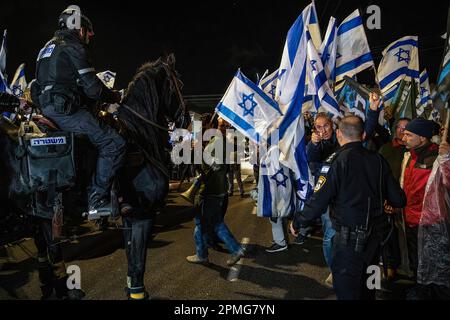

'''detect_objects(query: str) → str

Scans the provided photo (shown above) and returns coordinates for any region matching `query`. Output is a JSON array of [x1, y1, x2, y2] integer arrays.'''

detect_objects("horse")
[[0, 54, 191, 299]]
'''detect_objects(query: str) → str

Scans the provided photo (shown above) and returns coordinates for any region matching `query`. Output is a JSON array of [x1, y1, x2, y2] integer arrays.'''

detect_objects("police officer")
[[290, 115, 406, 300], [33, 6, 125, 219]]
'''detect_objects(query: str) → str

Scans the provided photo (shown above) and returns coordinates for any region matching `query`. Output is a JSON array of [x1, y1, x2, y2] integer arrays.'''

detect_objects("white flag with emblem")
[[335, 10, 374, 82], [416, 69, 432, 116], [96, 70, 116, 89], [257, 146, 296, 218], [216, 69, 282, 143], [10, 63, 27, 97], [377, 36, 420, 94]]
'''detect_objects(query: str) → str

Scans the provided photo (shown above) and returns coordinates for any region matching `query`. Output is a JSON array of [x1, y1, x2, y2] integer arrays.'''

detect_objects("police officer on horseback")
[[33, 5, 125, 219]]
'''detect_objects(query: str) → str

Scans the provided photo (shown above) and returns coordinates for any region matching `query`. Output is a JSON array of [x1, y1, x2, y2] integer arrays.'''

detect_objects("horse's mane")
[[119, 59, 171, 173]]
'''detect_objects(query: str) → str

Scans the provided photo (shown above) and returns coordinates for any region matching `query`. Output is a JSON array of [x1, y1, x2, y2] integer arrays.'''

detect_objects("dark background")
[[0, 0, 449, 95]]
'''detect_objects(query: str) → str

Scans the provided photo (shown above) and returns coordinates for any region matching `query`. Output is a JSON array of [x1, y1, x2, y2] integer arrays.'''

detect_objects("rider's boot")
[[87, 193, 112, 221]]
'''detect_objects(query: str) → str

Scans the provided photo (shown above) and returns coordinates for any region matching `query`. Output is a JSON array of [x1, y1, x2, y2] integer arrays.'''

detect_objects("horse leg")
[[33, 217, 56, 299], [123, 215, 152, 300], [33, 193, 85, 300]]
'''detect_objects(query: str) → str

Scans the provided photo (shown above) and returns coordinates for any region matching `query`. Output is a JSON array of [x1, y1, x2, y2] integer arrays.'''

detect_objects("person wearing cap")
[[33, 5, 125, 219], [400, 118, 439, 279]]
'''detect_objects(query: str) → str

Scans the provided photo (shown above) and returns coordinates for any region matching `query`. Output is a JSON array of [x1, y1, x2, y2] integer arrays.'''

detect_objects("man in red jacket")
[[401, 118, 439, 278]]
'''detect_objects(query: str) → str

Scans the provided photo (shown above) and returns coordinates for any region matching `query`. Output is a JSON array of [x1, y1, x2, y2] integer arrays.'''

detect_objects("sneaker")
[[226, 250, 245, 266], [186, 254, 209, 265], [324, 273, 333, 288], [265, 243, 288, 253], [293, 233, 307, 245]]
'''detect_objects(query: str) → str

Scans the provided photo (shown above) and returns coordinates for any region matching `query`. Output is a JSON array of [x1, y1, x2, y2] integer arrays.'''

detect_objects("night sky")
[[1, 0, 449, 95]]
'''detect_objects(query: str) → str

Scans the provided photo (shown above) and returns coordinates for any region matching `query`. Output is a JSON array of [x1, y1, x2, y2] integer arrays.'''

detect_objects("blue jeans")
[[322, 210, 336, 269], [194, 195, 242, 258]]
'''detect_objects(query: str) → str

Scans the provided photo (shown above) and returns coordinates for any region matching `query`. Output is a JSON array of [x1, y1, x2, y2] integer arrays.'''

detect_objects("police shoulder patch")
[[314, 175, 327, 192], [325, 152, 337, 164]]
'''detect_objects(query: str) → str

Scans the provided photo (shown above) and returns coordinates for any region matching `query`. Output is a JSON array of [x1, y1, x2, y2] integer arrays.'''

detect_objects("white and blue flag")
[[383, 82, 400, 108], [308, 1, 322, 50], [416, 69, 432, 116], [0, 70, 11, 94], [377, 36, 420, 94], [335, 10, 374, 82], [96, 70, 116, 89], [259, 69, 285, 101], [216, 69, 282, 144], [257, 146, 296, 218], [275, 3, 312, 112], [273, 4, 314, 203], [318, 16, 338, 83], [10, 63, 27, 97], [0, 30, 7, 75], [306, 28, 342, 119]]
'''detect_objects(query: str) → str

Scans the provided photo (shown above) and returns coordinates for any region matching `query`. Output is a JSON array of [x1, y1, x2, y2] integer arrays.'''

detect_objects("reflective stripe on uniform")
[[78, 67, 95, 75]]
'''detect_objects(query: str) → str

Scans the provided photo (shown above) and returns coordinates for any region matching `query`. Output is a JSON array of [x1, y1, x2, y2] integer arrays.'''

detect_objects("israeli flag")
[[0, 30, 6, 75], [273, 5, 314, 203], [10, 63, 27, 97], [259, 69, 283, 101], [383, 82, 400, 108], [0, 70, 11, 94], [257, 146, 296, 218], [377, 36, 420, 94], [416, 69, 432, 116], [308, 1, 322, 50], [96, 70, 116, 89], [275, 3, 312, 112], [305, 28, 342, 119], [335, 10, 374, 82], [319, 16, 338, 83], [216, 69, 282, 144]]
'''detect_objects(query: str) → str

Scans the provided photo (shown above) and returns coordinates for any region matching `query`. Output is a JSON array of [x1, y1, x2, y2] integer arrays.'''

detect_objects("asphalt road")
[[1, 179, 337, 300]]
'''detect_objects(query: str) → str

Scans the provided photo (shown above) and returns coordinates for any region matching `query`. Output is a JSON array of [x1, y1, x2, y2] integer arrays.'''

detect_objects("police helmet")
[[58, 6, 94, 34]]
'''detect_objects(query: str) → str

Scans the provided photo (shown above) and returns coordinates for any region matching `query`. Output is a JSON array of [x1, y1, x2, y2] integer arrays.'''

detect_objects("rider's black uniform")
[[34, 29, 125, 209]]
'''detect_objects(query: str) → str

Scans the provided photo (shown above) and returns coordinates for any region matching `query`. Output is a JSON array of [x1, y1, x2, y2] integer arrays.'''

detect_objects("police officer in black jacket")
[[290, 115, 406, 300], [33, 6, 125, 219]]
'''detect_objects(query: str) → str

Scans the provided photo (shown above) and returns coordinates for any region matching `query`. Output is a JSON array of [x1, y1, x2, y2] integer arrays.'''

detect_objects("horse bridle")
[[161, 56, 187, 115], [120, 56, 187, 132]]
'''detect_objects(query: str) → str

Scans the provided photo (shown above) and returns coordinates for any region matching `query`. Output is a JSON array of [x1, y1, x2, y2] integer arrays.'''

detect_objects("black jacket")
[[294, 141, 406, 230], [35, 29, 119, 108]]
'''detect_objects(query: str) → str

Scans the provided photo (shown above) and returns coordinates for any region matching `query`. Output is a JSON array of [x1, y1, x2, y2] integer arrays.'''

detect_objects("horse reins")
[[119, 59, 186, 133]]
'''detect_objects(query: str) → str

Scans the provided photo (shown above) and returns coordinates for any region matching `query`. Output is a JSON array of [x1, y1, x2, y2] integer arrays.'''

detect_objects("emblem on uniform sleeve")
[[320, 165, 330, 174], [314, 175, 327, 192]]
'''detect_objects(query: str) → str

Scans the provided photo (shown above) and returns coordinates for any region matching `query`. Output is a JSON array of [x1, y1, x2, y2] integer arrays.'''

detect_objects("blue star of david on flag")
[[11, 85, 23, 97], [268, 84, 276, 100], [270, 168, 289, 188], [394, 48, 410, 64], [238, 92, 258, 117], [103, 74, 112, 83], [420, 86, 428, 97], [310, 60, 317, 71]]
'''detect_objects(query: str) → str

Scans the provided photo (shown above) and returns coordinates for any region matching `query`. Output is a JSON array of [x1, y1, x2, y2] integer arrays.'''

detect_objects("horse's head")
[[122, 54, 190, 131]]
